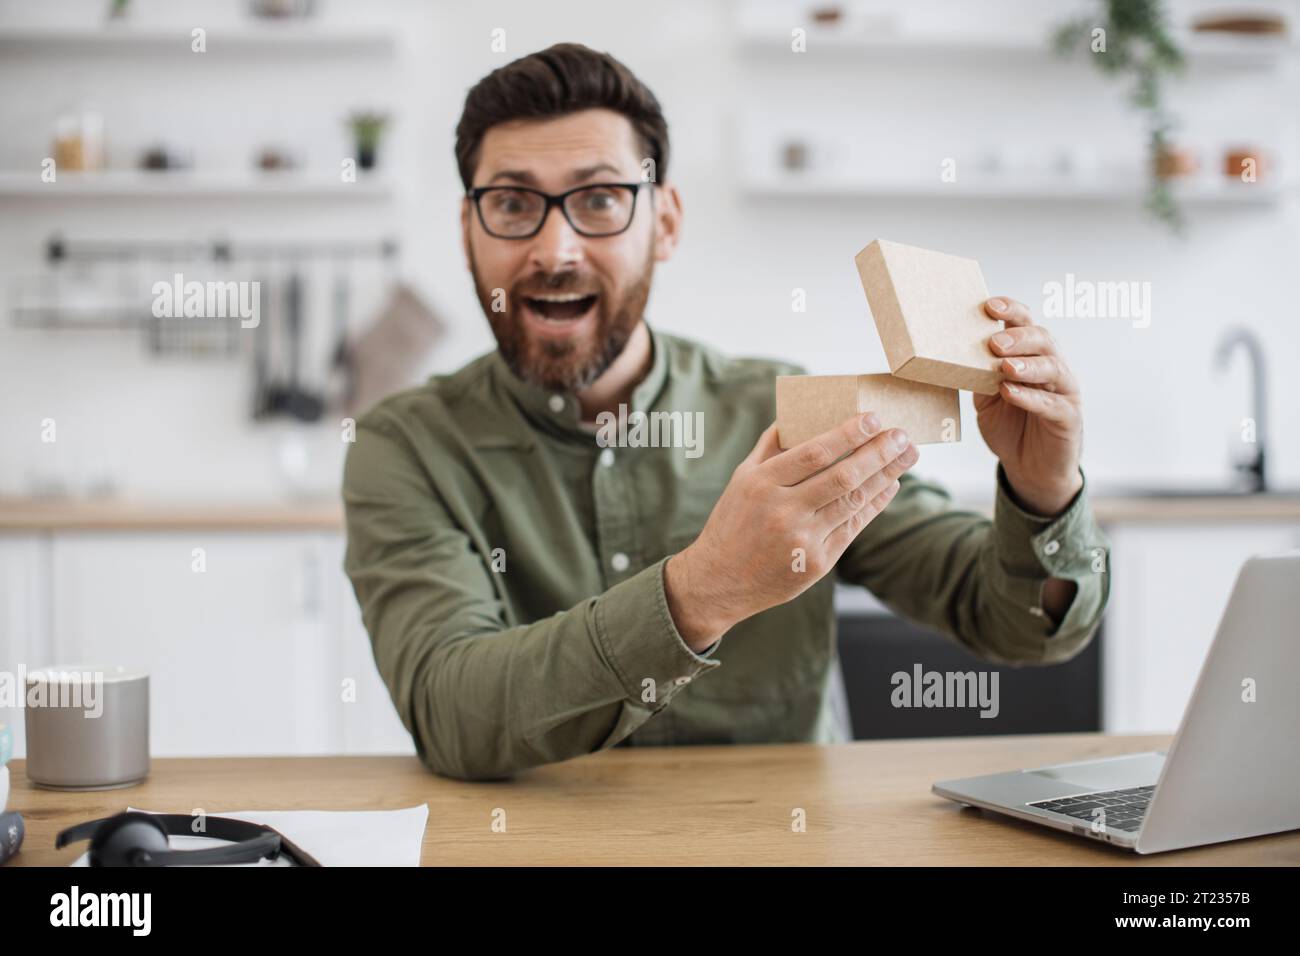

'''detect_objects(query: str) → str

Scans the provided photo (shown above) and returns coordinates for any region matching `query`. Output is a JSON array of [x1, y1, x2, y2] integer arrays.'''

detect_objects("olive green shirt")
[[342, 327, 1110, 781]]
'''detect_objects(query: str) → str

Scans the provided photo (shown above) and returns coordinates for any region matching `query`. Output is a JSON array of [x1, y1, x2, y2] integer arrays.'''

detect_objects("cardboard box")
[[775, 373, 961, 450], [855, 239, 1003, 395]]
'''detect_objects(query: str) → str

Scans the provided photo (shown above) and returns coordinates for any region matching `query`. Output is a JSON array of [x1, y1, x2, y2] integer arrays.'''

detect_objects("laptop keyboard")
[[1028, 785, 1155, 832]]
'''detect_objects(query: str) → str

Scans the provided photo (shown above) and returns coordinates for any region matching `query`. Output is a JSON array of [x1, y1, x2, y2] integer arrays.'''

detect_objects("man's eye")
[[581, 192, 616, 211], [489, 192, 531, 215]]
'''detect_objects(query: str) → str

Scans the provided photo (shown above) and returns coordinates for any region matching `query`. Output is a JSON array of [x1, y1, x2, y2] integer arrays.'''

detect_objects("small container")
[[24, 665, 150, 791], [52, 113, 84, 171], [1224, 147, 1267, 182], [1154, 144, 1199, 179]]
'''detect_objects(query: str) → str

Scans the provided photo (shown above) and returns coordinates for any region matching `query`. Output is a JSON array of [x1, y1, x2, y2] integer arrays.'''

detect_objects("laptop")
[[932, 552, 1300, 853]]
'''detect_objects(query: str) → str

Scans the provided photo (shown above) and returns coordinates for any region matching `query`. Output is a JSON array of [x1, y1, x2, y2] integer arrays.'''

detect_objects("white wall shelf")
[[736, 29, 1294, 71], [0, 24, 396, 54], [740, 174, 1285, 206], [0, 170, 393, 200]]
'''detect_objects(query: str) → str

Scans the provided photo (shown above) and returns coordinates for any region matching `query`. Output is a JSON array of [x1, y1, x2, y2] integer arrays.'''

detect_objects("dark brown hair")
[[454, 42, 669, 191]]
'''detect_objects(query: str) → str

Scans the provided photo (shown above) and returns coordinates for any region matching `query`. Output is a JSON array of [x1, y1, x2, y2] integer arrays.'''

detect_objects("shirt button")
[[599, 448, 616, 467], [548, 394, 565, 413], [1043, 539, 1061, 556], [1028, 606, 1046, 618], [610, 552, 630, 572], [674, 676, 692, 687]]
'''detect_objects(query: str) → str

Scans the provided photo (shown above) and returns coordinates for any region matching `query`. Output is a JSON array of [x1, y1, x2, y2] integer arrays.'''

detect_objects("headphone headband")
[[56, 811, 322, 867]]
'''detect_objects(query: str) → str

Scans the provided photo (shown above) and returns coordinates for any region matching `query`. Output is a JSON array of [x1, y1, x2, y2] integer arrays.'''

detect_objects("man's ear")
[[651, 182, 683, 263], [460, 196, 473, 270]]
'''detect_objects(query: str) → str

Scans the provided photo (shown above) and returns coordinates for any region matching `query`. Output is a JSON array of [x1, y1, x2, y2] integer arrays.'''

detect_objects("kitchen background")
[[2, 0, 1298, 758]]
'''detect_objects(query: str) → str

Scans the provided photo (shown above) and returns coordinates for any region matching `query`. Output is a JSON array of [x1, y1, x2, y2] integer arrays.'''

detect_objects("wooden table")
[[6, 492, 1300, 533], [7, 733, 1298, 865]]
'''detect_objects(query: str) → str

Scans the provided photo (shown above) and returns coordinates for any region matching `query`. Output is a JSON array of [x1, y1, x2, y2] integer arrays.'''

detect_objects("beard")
[[470, 246, 653, 392]]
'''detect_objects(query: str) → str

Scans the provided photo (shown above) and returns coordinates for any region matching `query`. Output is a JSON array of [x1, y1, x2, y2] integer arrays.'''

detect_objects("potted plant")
[[1053, 0, 1186, 232], [348, 112, 389, 171]]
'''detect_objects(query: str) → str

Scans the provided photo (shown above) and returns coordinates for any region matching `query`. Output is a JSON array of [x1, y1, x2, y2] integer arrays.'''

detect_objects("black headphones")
[[56, 811, 322, 867]]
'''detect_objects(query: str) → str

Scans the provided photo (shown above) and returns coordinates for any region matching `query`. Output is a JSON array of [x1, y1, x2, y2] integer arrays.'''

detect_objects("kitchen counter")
[[0, 496, 344, 531], [2, 493, 1300, 531], [1087, 493, 1300, 524]]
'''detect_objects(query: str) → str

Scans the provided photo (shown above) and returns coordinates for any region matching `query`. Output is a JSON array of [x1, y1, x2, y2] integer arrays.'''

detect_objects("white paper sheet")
[[70, 804, 429, 867]]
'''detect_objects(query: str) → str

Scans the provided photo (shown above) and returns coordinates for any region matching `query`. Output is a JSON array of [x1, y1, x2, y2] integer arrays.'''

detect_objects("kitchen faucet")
[[1213, 326, 1268, 493]]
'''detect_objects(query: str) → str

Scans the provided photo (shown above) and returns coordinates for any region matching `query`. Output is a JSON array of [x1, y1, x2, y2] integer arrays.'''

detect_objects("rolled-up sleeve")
[[835, 465, 1110, 665], [342, 418, 719, 781]]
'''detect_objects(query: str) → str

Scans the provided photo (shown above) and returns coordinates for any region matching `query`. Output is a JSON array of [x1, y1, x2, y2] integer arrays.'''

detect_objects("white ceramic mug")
[[24, 664, 149, 790]]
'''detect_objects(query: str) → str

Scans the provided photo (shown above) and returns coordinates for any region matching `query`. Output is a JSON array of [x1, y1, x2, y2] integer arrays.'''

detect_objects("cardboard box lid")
[[855, 239, 1002, 394]]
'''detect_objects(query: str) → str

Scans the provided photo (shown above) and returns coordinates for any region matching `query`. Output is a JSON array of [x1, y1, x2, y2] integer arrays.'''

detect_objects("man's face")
[[462, 108, 680, 391]]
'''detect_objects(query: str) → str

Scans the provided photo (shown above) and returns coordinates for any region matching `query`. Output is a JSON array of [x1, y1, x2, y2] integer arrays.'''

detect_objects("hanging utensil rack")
[[11, 234, 399, 345], [41, 235, 400, 265]]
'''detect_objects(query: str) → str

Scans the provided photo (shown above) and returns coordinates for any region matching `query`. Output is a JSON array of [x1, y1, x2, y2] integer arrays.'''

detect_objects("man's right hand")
[[664, 412, 919, 651]]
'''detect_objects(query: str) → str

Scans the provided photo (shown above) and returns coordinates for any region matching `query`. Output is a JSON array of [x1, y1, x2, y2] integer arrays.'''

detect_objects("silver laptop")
[[933, 552, 1300, 853]]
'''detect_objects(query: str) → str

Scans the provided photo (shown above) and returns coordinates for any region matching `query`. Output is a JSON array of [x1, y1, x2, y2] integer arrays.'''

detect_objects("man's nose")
[[526, 203, 584, 273]]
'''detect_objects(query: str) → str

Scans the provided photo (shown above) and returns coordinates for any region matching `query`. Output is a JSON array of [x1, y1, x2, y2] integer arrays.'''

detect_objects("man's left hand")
[[976, 296, 1084, 517]]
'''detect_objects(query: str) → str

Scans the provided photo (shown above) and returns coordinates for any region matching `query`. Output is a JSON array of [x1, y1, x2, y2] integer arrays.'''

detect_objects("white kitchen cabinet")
[[335, 597, 418, 755], [39, 529, 414, 758], [0, 534, 54, 759], [1103, 522, 1300, 735], [319, 534, 417, 756], [0, 526, 414, 759], [48, 531, 345, 756]]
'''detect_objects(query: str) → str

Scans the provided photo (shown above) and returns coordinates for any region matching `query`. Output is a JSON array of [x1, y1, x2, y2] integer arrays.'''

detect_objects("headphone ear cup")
[[90, 812, 171, 867]]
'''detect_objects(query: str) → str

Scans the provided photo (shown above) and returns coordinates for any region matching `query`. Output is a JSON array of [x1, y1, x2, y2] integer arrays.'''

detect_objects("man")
[[342, 43, 1109, 781]]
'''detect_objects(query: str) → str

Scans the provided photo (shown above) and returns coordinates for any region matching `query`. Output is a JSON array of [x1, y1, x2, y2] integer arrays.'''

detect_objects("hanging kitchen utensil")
[[345, 282, 446, 417], [216, 240, 241, 358], [265, 266, 324, 421], [323, 257, 355, 413], [251, 257, 274, 420]]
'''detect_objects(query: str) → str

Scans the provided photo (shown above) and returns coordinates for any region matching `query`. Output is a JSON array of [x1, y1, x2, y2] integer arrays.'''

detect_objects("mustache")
[[513, 272, 602, 298]]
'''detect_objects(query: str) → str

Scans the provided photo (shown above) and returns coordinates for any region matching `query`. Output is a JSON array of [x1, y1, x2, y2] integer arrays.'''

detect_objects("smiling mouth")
[[522, 292, 599, 322]]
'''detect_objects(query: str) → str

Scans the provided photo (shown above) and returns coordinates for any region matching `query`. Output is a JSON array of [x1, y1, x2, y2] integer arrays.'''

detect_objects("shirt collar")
[[490, 321, 670, 443]]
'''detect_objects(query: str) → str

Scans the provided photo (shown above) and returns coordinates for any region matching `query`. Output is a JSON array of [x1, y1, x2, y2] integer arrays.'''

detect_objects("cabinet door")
[[0, 533, 54, 759], [50, 531, 345, 757], [336, 592, 418, 756], [1104, 524, 1300, 734], [318, 533, 416, 755]]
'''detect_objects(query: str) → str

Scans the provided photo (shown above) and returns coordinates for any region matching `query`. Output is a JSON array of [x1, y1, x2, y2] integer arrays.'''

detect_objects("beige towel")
[[342, 283, 446, 418]]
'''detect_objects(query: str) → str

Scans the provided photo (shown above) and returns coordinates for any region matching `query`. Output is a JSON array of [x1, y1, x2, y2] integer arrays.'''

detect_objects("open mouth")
[[522, 292, 599, 323]]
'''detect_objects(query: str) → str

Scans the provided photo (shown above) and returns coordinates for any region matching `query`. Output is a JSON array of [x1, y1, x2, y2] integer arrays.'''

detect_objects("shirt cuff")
[[992, 464, 1110, 637], [593, 557, 722, 710]]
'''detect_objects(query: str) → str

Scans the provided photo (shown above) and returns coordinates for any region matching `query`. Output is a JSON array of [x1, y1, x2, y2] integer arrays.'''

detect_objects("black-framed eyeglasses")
[[468, 182, 652, 239]]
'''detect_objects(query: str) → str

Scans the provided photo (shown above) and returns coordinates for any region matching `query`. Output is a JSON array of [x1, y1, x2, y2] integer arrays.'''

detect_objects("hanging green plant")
[[1053, 0, 1186, 232]]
